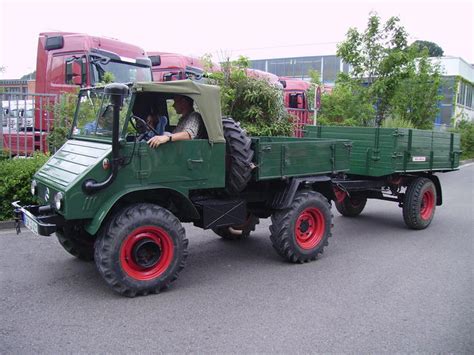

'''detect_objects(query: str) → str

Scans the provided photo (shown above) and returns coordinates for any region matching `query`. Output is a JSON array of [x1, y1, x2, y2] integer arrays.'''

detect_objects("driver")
[[147, 95, 205, 148]]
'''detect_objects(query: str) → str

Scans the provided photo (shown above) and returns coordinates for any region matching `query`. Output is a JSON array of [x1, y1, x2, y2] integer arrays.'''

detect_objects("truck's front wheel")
[[56, 225, 95, 261], [403, 177, 437, 230], [270, 190, 332, 263], [94, 203, 188, 297]]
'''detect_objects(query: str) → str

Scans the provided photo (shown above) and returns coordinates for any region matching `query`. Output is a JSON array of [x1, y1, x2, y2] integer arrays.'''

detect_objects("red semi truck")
[[2, 32, 152, 155]]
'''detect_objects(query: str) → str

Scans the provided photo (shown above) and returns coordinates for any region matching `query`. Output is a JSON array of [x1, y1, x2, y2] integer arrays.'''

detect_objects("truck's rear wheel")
[[56, 225, 95, 261], [270, 190, 332, 263], [94, 203, 188, 297], [212, 214, 259, 240], [335, 195, 367, 217], [403, 177, 436, 230], [222, 118, 254, 194]]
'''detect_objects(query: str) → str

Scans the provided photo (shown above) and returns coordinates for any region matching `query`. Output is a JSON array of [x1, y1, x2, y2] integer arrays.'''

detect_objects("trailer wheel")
[[270, 190, 332, 263], [212, 215, 260, 240], [222, 118, 254, 194], [403, 177, 436, 230], [335, 195, 367, 217], [94, 203, 188, 297], [56, 225, 95, 261]]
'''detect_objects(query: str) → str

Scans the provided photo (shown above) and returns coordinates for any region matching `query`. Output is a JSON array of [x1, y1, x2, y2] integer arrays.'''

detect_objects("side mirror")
[[148, 55, 161, 66], [66, 59, 84, 85]]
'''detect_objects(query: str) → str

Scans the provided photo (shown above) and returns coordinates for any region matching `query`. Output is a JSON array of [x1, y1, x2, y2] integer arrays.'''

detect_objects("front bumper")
[[12, 201, 64, 236]]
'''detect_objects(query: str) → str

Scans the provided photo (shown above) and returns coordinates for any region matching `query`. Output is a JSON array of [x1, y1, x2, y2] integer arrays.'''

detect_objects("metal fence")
[[1, 93, 57, 158]]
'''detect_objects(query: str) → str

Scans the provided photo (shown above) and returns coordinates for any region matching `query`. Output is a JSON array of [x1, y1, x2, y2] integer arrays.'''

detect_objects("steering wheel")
[[131, 115, 159, 141]]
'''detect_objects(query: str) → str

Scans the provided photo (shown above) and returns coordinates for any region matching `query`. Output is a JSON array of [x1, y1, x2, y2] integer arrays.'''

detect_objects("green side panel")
[[305, 126, 461, 177], [252, 136, 351, 181], [34, 138, 225, 221]]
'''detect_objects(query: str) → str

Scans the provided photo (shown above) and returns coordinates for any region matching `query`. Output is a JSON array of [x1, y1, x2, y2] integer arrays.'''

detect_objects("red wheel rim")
[[295, 207, 325, 250], [420, 189, 435, 220], [120, 226, 174, 281]]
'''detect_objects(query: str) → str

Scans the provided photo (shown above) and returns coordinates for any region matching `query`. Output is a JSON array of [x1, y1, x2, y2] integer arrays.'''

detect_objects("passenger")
[[147, 95, 205, 148], [143, 112, 168, 139]]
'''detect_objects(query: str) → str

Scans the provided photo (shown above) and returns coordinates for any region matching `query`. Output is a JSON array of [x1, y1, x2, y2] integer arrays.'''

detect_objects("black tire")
[[56, 225, 95, 261], [222, 118, 254, 194], [335, 195, 367, 217], [403, 177, 437, 230], [94, 203, 188, 297], [270, 190, 332, 263], [212, 215, 260, 240]]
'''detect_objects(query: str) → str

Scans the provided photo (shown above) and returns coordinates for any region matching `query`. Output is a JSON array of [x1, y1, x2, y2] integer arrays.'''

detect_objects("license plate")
[[23, 212, 39, 236]]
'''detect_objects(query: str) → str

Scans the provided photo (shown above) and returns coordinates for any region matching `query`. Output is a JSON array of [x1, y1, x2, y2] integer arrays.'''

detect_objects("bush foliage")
[[0, 153, 49, 220], [206, 56, 293, 136], [452, 120, 474, 160]]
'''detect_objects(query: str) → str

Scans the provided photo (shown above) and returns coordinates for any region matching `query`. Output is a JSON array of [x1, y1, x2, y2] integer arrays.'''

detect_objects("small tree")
[[389, 55, 442, 129], [336, 13, 442, 128], [318, 74, 375, 126]]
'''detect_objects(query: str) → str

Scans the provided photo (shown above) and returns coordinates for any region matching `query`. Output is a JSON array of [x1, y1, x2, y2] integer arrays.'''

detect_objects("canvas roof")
[[133, 80, 225, 143]]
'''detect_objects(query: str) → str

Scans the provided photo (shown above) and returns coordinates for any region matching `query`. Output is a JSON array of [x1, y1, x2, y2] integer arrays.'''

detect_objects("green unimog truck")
[[13, 81, 353, 297]]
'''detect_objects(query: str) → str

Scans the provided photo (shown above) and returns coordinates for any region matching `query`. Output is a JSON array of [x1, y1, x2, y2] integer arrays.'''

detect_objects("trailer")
[[305, 125, 461, 229]]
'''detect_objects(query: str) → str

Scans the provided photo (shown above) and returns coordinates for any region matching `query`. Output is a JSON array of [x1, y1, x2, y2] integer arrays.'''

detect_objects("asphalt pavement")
[[1, 164, 473, 353]]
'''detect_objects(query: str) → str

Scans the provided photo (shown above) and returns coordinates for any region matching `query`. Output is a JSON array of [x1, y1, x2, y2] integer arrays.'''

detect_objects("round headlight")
[[54, 192, 64, 210], [31, 180, 37, 196]]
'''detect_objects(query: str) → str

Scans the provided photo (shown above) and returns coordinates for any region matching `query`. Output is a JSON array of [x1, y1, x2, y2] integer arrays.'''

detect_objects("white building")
[[432, 57, 473, 126]]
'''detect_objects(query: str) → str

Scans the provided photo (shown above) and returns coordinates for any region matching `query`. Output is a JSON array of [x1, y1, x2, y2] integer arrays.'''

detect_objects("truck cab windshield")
[[90, 55, 152, 84], [72, 88, 131, 139]]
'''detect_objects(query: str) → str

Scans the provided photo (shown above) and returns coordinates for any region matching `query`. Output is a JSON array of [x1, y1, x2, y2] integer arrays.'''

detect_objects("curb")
[[0, 220, 15, 231]]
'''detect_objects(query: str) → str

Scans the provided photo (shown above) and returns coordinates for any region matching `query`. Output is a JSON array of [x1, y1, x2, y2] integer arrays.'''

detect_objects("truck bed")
[[304, 126, 461, 177], [251, 136, 351, 181]]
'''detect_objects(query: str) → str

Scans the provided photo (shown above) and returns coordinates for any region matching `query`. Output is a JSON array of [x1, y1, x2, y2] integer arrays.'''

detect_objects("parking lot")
[[0, 164, 472, 353]]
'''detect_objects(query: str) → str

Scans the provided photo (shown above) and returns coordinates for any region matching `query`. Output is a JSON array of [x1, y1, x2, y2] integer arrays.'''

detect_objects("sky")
[[0, 0, 473, 79]]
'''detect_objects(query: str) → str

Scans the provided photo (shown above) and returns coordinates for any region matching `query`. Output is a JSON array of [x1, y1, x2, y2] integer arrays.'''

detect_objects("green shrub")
[[452, 120, 474, 160], [382, 117, 415, 128], [206, 56, 293, 136], [0, 153, 49, 220]]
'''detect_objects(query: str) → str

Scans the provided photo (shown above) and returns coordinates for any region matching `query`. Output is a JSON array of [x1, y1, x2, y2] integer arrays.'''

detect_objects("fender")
[[425, 174, 443, 206], [272, 176, 333, 209], [84, 186, 199, 235]]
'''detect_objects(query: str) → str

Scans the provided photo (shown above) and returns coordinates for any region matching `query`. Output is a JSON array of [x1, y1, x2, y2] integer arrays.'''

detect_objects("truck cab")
[[148, 52, 212, 82]]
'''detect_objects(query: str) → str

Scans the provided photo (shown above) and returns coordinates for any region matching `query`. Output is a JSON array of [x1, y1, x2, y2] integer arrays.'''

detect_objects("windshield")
[[90, 56, 152, 84], [72, 88, 131, 139]]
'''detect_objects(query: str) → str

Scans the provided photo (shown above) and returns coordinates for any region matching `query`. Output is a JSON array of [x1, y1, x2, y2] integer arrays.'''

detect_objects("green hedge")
[[0, 154, 49, 220]]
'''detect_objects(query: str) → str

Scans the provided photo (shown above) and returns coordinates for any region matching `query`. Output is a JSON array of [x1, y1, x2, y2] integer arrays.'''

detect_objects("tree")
[[389, 56, 442, 129], [318, 75, 375, 126], [336, 13, 442, 128], [337, 13, 412, 123], [411, 40, 444, 57]]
